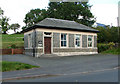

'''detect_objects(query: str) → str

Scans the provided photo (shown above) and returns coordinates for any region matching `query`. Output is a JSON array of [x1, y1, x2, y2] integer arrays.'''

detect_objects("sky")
[[0, 0, 119, 34]]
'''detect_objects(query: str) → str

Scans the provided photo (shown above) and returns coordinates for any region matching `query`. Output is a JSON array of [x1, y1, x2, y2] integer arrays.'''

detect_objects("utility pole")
[[118, 1, 120, 47]]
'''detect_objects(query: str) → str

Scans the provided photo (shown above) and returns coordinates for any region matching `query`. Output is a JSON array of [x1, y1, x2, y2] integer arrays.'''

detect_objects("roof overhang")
[[23, 25, 99, 33]]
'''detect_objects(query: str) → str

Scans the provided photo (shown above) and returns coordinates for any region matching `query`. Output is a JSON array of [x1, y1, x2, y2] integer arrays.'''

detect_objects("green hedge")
[[97, 42, 115, 53]]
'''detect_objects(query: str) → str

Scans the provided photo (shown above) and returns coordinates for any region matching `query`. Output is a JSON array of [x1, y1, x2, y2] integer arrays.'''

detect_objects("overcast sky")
[[0, 0, 119, 34]]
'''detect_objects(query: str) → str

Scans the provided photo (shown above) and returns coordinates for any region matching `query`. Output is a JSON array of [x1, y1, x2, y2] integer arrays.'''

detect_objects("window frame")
[[28, 34, 32, 48], [87, 35, 93, 48], [75, 34, 81, 48], [60, 33, 68, 48]]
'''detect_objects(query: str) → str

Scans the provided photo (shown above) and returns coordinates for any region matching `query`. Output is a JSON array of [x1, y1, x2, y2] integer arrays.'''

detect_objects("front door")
[[44, 37, 51, 54]]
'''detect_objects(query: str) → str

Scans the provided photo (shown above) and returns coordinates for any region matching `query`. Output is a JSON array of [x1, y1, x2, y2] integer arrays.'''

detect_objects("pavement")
[[1, 54, 118, 82]]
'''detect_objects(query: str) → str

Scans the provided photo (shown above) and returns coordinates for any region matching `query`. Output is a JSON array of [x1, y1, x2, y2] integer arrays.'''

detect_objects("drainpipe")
[[33, 29, 36, 57]]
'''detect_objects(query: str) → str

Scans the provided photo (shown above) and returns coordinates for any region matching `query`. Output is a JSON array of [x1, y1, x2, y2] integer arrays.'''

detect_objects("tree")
[[0, 8, 4, 16], [10, 23, 20, 33], [47, 2, 95, 27], [0, 8, 10, 34], [96, 26, 119, 43], [1, 16, 10, 34], [23, 2, 95, 28], [23, 9, 48, 27]]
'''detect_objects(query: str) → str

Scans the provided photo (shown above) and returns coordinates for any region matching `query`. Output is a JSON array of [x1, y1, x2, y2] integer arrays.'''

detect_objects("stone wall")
[[82, 35, 87, 47], [53, 33, 60, 47], [36, 31, 43, 47], [94, 36, 97, 47], [53, 48, 97, 52], [69, 34, 75, 47]]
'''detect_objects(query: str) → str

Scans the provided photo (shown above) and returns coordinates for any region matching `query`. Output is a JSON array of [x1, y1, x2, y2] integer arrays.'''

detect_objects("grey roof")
[[25, 18, 99, 33]]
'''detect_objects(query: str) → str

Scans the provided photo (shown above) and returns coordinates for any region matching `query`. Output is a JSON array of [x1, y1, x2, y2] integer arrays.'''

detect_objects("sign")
[[38, 41, 43, 47]]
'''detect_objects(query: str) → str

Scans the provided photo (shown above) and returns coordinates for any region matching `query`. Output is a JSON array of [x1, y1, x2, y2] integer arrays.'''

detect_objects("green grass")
[[1, 61, 39, 72], [2, 34, 24, 49], [101, 48, 120, 55]]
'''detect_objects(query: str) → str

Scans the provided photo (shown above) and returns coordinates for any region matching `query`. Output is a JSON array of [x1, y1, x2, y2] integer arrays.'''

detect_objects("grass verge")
[[101, 48, 120, 55], [2, 34, 24, 49], [1, 61, 39, 72]]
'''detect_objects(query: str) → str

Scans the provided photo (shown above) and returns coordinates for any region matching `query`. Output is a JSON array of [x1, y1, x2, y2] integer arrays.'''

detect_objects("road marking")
[[58, 67, 119, 76], [2, 67, 119, 81]]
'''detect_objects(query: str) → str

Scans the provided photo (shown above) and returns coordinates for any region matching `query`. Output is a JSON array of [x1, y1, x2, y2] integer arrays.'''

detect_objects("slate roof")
[[24, 18, 99, 33]]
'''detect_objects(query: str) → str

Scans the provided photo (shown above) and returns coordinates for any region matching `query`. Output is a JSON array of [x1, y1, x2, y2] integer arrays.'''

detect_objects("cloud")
[[91, 4, 118, 26]]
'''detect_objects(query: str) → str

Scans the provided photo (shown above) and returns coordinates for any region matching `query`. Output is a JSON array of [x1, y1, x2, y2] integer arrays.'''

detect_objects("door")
[[44, 37, 51, 54]]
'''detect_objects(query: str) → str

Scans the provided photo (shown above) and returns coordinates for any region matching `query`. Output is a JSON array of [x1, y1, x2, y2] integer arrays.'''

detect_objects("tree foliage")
[[0, 8, 10, 34], [96, 26, 119, 43], [23, 9, 48, 27], [23, 2, 95, 28], [10, 23, 20, 33], [1, 16, 10, 34], [47, 2, 95, 27]]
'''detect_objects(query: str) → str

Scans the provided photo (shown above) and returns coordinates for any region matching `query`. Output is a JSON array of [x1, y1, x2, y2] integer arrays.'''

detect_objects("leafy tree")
[[0, 8, 10, 34], [0, 7, 4, 16], [23, 2, 95, 28], [10, 23, 20, 33], [1, 16, 10, 34], [23, 9, 48, 27], [96, 26, 119, 43], [47, 2, 95, 27]]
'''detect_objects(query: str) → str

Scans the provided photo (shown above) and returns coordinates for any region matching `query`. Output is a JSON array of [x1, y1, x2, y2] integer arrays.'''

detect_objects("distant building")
[[92, 23, 109, 28]]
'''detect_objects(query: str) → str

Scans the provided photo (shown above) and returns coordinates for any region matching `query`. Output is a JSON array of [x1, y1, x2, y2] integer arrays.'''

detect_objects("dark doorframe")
[[44, 37, 51, 54]]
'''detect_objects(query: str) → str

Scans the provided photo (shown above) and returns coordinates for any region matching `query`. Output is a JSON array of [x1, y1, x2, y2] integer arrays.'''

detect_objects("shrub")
[[108, 42, 115, 49], [7, 44, 17, 49], [97, 42, 116, 53]]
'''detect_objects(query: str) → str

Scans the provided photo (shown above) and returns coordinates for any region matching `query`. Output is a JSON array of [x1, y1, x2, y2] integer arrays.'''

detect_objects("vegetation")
[[2, 61, 39, 72], [97, 42, 116, 52], [0, 8, 20, 34], [9, 23, 20, 33], [96, 26, 119, 43], [101, 48, 120, 55], [2, 34, 24, 49], [23, 2, 95, 29]]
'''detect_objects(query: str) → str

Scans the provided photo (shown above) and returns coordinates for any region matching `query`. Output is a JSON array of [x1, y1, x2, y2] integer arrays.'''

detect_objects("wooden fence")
[[1, 49, 24, 55]]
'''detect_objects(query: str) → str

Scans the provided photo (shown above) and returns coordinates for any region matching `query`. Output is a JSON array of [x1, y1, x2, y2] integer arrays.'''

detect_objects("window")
[[88, 35, 93, 47], [61, 33, 67, 47], [28, 34, 32, 48], [75, 34, 81, 47]]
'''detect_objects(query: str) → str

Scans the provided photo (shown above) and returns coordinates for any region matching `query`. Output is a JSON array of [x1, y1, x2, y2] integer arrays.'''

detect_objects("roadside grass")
[[1, 61, 39, 72], [101, 48, 120, 55], [2, 34, 24, 49]]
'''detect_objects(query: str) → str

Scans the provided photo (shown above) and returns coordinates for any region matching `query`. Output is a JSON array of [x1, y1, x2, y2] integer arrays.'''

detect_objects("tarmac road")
[[2, 54, 118, 82]]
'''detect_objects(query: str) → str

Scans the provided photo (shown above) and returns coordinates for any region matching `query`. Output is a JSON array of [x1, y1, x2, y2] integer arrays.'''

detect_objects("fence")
[[1, 49, 24, 55]]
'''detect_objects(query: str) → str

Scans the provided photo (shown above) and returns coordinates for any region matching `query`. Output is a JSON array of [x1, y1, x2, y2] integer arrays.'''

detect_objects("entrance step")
[[40, 54, 58, 57]]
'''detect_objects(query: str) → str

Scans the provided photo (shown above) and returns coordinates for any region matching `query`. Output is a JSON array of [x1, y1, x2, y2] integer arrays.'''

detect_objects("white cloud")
[[0, 0, 119, 34], [90, 4, 118, 26], [0, 0, 49, 34]]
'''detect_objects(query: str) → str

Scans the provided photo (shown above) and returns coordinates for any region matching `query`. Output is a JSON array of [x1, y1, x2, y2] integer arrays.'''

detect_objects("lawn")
[[101, 48, 120, 55], [2, 34, 24, 49], [1, 61, 39, 72]]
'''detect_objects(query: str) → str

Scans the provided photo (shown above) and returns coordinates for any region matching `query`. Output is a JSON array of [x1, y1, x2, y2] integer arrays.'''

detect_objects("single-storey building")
[[24, 18, 99, 57]]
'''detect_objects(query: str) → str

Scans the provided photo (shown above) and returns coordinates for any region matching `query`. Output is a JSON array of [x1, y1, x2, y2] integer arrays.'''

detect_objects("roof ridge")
[[45, 18, 76, 23]]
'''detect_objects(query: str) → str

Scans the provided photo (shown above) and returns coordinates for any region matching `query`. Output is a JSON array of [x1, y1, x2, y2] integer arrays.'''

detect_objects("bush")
[[98, 44, 109, 53], [108, 42, 115, 49], [8, 44, 17, 49], [98, 42, 116, 53]]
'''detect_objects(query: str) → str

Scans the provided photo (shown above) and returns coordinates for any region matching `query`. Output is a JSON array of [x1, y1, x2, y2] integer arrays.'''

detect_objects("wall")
[[24, 28, 98, 57], [1, 49, 24, 55]]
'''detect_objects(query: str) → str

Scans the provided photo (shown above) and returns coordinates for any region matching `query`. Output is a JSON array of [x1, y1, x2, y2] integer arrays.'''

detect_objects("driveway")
[[2, 54, 118, 82]]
